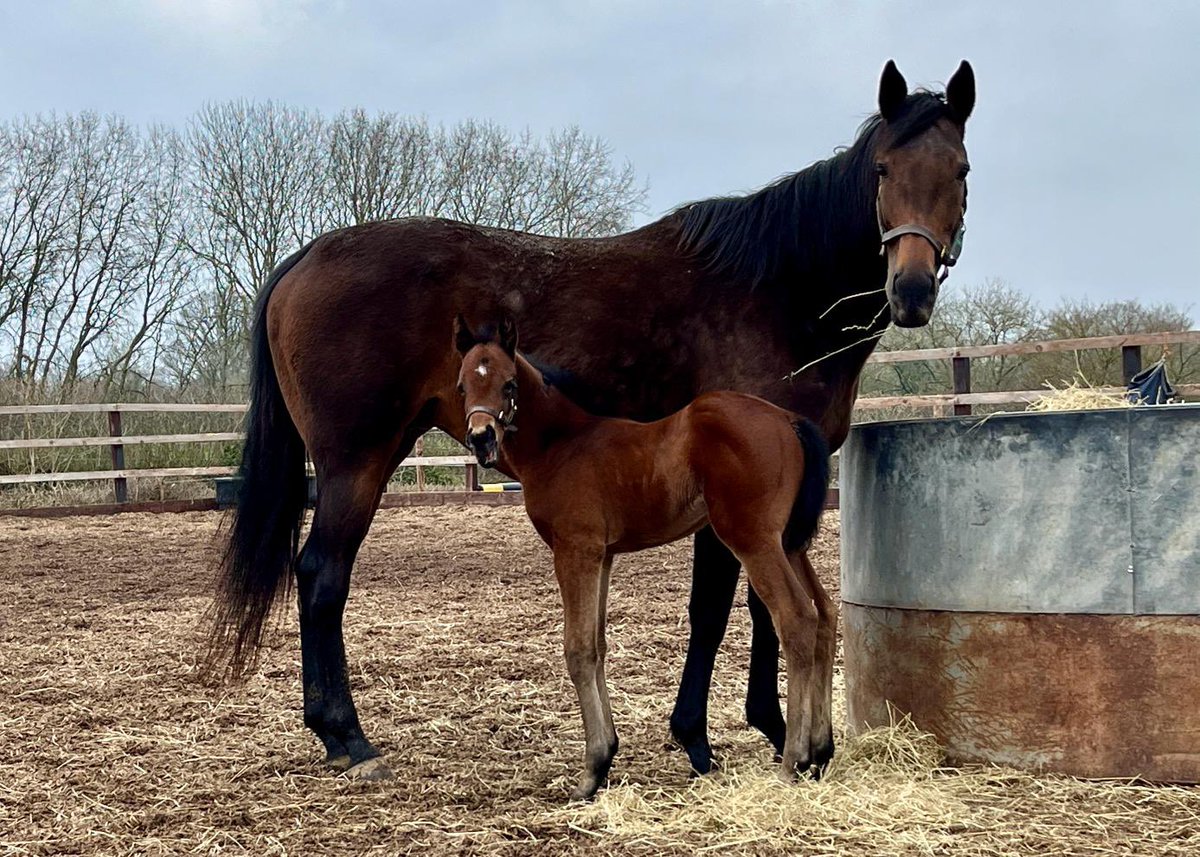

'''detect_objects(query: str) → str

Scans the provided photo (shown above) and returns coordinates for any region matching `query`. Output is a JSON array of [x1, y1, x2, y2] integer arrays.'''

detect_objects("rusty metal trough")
[[841, 404, 1200, 781]]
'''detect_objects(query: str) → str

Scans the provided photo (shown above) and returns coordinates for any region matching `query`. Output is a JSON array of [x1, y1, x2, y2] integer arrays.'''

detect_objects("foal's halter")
[[465, 397, 518, 433], [877, 192, 966, 285]]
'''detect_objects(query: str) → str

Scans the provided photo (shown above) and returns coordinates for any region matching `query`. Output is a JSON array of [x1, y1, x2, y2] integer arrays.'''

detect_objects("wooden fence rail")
[[0, 329, 1195, 504]]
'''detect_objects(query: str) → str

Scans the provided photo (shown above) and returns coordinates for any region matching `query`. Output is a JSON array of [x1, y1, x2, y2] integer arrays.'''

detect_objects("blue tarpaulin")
[[1127, 357, 1177, 405]]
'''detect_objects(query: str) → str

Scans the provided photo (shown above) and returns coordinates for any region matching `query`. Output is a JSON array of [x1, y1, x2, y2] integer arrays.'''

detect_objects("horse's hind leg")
[[790, 549, 836, 769], [296, 453, 393, 779], [725, 540, 818, 780], [553, 543, 614, 801]]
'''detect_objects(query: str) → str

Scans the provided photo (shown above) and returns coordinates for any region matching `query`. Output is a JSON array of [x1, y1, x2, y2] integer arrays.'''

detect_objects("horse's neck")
[[503, 355, 595, 473]]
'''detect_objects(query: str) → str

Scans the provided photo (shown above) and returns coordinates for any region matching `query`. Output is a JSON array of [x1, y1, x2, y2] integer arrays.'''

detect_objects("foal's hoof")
[[811, 738, 836, 773], [345, 757, 394, 781], [326, 754, 352, 772], [778, 753, 815, 783]]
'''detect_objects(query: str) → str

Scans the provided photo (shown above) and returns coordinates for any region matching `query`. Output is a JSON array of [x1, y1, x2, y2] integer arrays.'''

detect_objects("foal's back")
[[524, 391, 814, 555]]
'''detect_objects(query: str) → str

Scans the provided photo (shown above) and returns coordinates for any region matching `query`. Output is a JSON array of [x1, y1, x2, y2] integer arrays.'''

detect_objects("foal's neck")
[[502, 354, 597, 473]]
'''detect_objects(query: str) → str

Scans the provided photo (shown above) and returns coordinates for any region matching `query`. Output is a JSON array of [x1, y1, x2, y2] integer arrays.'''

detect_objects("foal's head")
[[454, 314, 519, 468]]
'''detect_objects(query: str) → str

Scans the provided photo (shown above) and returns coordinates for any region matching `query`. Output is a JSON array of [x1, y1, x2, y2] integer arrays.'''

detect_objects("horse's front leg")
[[295, 467, 390, 779], [553, 542, 614, 801]]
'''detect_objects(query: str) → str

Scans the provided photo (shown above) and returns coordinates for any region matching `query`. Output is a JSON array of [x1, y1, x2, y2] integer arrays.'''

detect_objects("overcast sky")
[[2, 1, 1196, 315]]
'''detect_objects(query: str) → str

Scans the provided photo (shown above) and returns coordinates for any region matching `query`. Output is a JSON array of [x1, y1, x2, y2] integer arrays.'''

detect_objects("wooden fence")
[[0, 329, 1196, 509]]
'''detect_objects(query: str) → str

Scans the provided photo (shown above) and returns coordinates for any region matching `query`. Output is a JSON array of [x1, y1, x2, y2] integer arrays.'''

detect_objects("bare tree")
[[865, 279, 1043, 396], [0, 115, 73, 388], [326, 110, 442, 224], [1034, 298, 1197, 385], [182, 102, 329, 388], [436, 120, 645, 236], [99, 127, 196, 395], [0, 102, 648, 400]]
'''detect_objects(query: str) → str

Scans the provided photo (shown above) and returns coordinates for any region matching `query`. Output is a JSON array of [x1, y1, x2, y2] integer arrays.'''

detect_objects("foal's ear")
[[878, 59, 908, 122], [454, 314, 475, 355], [946, 60, 975, 125], [499, 316, 518, 356]]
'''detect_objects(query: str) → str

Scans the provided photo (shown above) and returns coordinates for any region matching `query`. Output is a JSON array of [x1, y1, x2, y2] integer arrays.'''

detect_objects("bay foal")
[[454, 316, 832, 800]]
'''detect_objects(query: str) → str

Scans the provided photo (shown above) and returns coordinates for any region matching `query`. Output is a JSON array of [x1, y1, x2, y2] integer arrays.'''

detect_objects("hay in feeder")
[[1026, 376, 1134, 412]]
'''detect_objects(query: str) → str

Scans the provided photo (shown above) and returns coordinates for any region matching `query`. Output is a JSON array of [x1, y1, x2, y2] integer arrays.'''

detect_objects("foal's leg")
[[554, 543, 614, 801], [790, 549, 837, 769], [731, 543, 819, 779], [669, 526, 740, 775], [746, 586, 786, 757], [295, 458, 391, 779]]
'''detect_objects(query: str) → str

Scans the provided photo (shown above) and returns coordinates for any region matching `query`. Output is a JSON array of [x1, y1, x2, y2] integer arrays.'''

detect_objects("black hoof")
[[326, 753, 352, 772], [345, 757, 393, 781]]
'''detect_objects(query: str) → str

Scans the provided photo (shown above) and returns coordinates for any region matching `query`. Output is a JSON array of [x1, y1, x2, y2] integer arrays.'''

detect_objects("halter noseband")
[[877, 191, 966, 285], [465, 400, 518, 433]]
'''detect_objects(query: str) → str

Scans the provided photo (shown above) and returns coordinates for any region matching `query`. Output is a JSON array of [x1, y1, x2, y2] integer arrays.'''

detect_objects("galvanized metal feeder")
[[840, 404, 1200, 781]]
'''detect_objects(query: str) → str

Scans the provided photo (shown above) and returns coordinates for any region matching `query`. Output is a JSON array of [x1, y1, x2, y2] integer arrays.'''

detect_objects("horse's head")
[[454, 314, 519, 468], [873, 60, 975, 327]]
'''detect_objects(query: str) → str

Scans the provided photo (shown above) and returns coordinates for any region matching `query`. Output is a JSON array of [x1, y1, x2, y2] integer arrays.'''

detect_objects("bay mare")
[[205, 60, 975, 779], [455, 317, 831, 799]]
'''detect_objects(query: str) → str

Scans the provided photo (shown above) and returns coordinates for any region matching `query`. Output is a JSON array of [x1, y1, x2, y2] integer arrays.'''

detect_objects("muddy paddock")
[[1, 507, 1197, 856]]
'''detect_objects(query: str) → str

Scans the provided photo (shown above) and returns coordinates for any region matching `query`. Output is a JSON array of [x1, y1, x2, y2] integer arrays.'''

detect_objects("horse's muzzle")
[[888, 270, 937, 328], [467, 424, 499, 468]]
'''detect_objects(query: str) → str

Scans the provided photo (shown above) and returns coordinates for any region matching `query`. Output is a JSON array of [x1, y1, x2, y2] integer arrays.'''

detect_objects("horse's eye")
[[874, 163, 888, 178], [456, 382, 465, 395], [957, 164, 970, 181], [503, 380, 517, 395]]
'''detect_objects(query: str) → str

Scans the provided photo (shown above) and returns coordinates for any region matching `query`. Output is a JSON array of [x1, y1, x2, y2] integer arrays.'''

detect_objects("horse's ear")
[[454, 314, 475, 355], [499, 316, 518, 356], [878, 59, 908, 121], [946, 60, 975, 124]]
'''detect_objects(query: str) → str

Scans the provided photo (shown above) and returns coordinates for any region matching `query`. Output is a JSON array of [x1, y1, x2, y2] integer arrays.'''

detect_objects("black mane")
[[524, 353, 578, 393], [674, 92, 952, 291]]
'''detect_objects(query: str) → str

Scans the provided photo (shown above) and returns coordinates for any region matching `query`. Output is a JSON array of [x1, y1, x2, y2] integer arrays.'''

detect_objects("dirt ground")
[[1, 507, 1197, 856]]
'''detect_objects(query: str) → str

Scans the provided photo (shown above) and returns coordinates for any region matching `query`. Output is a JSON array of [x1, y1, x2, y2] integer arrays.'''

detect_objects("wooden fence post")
[[107, 408, 128, 503], [414, 436, 426, 492], [952, 356, 972, 416], [465, 463, 479, 491], [1121, 345, 1142, 385]]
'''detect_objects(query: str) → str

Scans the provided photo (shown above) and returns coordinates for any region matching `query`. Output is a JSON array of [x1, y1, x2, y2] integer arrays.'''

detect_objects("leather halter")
[[466, 400, 517, 432], [877, 193, 966, 285]]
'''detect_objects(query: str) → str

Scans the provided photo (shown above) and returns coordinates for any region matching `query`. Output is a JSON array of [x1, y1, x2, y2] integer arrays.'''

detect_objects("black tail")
[[203, 244, 314, 680], [783, 418, 831, 552]]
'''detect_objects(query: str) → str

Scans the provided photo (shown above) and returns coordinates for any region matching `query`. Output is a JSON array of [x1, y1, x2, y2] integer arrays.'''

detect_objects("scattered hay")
[[1, 507, 1198, 856], [563, 714, 1200, 855]]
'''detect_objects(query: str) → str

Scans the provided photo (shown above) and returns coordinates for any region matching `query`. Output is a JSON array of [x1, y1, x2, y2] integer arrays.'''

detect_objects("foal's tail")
[[783, 418, 831, 552], [202, 244, 314, 681]]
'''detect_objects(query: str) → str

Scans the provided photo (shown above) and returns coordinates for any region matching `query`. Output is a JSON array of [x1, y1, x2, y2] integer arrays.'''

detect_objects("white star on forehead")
[[476, 364, 488, 377]]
